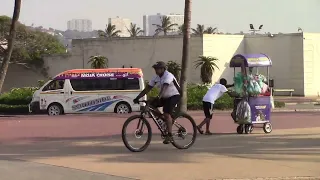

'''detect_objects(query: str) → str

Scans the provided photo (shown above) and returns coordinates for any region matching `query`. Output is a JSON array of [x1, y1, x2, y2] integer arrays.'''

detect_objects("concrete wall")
[[3, 64, 46, 92], [303, 33, 320, 97], [202, 34, 245, 83], [244, 33, 304, 96], [44, 36, 204, 82]]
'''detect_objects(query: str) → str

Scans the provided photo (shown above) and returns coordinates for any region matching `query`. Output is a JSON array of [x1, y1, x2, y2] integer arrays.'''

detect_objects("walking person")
[[197, 78, 233, 135]]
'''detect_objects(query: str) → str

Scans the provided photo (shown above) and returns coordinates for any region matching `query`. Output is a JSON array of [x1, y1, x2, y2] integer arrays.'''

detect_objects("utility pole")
[[179, 0, 192, 112]]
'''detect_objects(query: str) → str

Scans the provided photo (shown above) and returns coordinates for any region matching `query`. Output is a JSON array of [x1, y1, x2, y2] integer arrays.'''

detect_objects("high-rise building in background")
[[67, 19, 92, 32], [108, 17, 131, 37], [143, 13, 184, 36]]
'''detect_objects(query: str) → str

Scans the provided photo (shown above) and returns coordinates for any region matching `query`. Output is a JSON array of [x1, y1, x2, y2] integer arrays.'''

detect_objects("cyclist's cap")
[[152, 61, 166, 69]]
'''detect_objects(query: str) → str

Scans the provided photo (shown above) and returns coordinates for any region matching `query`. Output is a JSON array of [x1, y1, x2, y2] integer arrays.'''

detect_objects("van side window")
[[70, 78, 140, 91], [125, 78, 140, 90], [42, 80, 65, 91]]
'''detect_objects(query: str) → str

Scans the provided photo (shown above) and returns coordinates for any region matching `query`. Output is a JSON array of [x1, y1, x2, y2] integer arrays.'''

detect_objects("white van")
[[29, 68, 146, 116]]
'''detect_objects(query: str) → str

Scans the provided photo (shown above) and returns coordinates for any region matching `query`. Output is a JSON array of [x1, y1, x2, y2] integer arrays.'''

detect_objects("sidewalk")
[[1, 128, 320, 180]]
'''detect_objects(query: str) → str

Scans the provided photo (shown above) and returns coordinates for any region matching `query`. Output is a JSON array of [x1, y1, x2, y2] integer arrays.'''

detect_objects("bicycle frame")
[[139, 104, 167, 136]]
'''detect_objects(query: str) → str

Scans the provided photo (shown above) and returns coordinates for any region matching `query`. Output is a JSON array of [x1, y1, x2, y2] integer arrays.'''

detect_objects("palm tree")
[[179, 0, 192, 111], [194, 56, 219, 84], [204, 27, 217, 34], [88, 55, 108, 69], [192, 24, 205, 35], [166, 61, 182, 82], [153, 16, 178, 36], [98, 23, 121, 38], [0, 0, 21, 92], [127, 23, 144, 37], [178, 24, 184, 35]]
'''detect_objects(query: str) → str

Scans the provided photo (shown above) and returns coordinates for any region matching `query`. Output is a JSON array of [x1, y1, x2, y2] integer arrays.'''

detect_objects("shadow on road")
[[1, 131, 320, 164]]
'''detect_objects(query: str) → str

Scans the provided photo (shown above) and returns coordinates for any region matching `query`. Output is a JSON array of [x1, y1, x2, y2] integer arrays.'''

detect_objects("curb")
[[214, 177, 320, 180], [212, 109, 320, 113], [285, 102, 319, 105], [272, 109, 320, 112]]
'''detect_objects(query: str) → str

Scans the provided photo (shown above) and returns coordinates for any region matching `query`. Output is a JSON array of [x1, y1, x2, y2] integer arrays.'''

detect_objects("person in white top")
[[134, 61, 181, 144], [197, 78, 233, 135]]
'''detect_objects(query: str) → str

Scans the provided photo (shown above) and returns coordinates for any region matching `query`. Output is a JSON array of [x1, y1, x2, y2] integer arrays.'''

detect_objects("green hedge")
[[0, 87, 37, 105]]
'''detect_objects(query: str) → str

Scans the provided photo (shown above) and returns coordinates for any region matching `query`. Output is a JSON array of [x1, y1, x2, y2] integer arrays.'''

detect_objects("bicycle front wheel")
[[171, 112, 197, 149], [122, 115, 152, 152]]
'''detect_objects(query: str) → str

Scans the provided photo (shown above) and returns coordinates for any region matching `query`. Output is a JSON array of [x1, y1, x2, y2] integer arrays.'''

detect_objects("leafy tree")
[[166, 61, 181, 82], [127, 23, 143, 37], [0, 0, 21, 92], [98, 23, 121, 38], [88, 55, 108, 69], [192, 24, 205, 35], [192, 24, 217, 35], [178, 24, 185, 35], [194, 56, 219, 84], [204, 27, 217, 34], [0, 15, 66, 66], [153, 16, 178, 36]]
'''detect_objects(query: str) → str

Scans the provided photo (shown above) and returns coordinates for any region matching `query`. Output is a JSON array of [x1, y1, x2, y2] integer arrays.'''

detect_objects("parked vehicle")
[[29, 68, 146, 115]]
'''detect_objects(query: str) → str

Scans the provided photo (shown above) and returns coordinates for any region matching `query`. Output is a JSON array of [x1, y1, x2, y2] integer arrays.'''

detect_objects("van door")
[[66, 79, 99, 113], [39, 80, 66, 111]]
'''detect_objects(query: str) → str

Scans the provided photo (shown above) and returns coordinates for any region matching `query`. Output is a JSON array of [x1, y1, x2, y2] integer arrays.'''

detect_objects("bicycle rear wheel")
[[122, 115, 152, 152], [171, 112, 197, 149]]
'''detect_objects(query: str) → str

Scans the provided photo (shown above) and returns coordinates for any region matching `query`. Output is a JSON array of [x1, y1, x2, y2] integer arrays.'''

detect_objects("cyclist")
[[133, 61, 181, 144]]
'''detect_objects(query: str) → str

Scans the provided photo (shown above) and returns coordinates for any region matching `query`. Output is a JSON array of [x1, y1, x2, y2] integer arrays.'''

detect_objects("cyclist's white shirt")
[[149, 70, 180, 98]]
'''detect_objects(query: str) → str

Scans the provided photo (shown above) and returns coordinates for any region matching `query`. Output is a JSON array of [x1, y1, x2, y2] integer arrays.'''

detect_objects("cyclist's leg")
[[163, 95, 180, 144]]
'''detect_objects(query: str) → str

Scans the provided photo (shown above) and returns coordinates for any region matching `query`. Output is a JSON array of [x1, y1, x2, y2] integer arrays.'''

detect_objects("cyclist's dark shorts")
[[151, 95, 181, 114], [203, 101, 214, 119]]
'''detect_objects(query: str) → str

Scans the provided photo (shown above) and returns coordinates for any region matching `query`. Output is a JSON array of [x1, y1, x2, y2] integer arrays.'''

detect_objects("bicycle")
[[121, 100, 197, 152]]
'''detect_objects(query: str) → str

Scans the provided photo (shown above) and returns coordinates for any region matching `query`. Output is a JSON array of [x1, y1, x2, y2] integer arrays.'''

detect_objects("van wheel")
[[115, 102, 131, 114], [47, 103, 63, 116]]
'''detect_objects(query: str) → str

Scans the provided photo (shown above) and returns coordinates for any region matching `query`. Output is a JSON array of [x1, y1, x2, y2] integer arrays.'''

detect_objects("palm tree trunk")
[[0, 0, 22, 92], [179, 0, 192, 112]]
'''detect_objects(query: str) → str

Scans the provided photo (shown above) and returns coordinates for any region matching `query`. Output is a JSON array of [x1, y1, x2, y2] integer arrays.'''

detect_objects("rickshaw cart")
[[229, 53, 273, 134]]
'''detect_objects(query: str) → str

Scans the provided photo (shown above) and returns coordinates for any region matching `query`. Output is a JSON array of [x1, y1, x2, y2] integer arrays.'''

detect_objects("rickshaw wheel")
[[244, 124, 253, 134], [263, 122, 272, 134], [236, 125, 244, 134]]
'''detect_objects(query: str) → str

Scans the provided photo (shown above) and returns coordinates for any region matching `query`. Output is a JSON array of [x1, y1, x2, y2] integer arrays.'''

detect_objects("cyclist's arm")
[[136, 85, 153, 100], [136, 78, 156, 100], [159, 83, 169, 98], [159, 74, 174, 98]]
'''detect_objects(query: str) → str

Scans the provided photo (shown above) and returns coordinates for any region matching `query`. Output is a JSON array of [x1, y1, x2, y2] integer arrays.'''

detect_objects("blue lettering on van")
[[72, 96, 112, 111]]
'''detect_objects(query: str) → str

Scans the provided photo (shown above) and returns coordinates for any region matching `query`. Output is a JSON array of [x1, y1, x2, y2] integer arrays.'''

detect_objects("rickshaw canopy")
[[229, 54, 272, 67]]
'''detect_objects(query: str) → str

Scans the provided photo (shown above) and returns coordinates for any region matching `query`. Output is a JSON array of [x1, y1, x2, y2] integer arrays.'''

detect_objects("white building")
[[143, 13, 184, 36], [108, 17, 131, 37], [67, 19, 92, 32]]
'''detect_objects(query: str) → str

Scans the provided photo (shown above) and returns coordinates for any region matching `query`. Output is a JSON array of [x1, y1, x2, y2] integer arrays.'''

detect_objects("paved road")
[[0, 159, 134, 180], [0, 112, 320, 180], [1, 111, 320, 141]]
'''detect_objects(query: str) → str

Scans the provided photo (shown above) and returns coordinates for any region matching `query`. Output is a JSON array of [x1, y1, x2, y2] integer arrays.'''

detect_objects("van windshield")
[[42, 80, 65, 91]]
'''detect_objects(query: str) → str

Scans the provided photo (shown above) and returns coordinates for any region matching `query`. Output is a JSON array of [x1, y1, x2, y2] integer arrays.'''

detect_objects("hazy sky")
[[1, 0, 319, 33]]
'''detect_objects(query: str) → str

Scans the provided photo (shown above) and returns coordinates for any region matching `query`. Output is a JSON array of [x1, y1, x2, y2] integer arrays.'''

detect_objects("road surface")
[[0, 112, 320, 180]]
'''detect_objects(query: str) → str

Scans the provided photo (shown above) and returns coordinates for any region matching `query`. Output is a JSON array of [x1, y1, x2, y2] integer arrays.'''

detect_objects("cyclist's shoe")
[[163, 135, 173, 144]]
